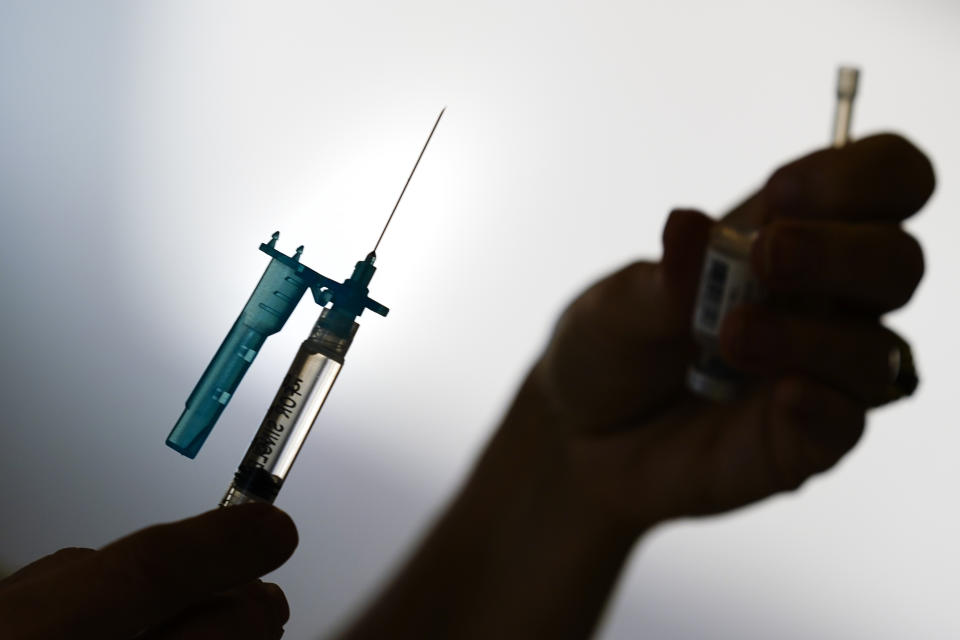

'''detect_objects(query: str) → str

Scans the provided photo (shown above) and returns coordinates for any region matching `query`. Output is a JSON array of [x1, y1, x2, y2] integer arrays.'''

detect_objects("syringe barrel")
[[221, 310, 357, 506], [166, 258, 311, 458]]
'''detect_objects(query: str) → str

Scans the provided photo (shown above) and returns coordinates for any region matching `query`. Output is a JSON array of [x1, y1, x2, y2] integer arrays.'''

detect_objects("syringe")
[[220, 108, 445, 506]]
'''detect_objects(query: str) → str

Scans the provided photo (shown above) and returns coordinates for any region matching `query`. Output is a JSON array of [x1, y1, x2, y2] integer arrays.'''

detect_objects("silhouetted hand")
[[334, 133, 937, 640], [534, 133, 935, 530], [0, 503, 298, 639]]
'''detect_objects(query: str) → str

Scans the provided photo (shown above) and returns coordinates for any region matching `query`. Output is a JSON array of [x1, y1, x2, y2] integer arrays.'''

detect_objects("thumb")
[[661, 208, 713, 307]]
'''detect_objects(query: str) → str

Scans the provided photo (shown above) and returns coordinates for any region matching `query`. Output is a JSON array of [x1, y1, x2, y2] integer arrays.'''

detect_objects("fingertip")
[[269, 509, 299, 563], [873, 132, 936, 218], [917, 148, 936, 207], [662, 208, 712, 246], [238, 505, 299, 565], [208, 503, 299, 567], [661, 208, 712, 281], [892, 133, 936, 211]]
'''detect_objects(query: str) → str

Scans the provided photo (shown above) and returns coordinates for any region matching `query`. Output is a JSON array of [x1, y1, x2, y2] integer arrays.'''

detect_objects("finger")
[[764, 377, 866, 493], [719, 305, 918, 406], [764, 133, 935, 223], [751, 220, 924, 312], [582, 207, 711, 332], [538, 208, 712, 428], [661, 208, 714, 301], [0, 547, 95, 587], [59, 504, 298, 638], [551, 208, 711, 363], [141, 581, 288, 640]]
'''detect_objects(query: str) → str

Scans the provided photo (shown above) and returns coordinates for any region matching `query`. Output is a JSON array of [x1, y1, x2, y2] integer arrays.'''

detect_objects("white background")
[[1, 1, 958, 638]]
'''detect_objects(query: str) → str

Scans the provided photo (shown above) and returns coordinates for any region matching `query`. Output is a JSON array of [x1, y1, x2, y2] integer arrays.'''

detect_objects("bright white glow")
[[0, 1, 958, 639]]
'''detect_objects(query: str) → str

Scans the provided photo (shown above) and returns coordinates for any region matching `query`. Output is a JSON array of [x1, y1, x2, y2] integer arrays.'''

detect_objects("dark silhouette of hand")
[[533, 133, 934, 531], [318, 134, 938, 640], [0, 503, 298, 639]]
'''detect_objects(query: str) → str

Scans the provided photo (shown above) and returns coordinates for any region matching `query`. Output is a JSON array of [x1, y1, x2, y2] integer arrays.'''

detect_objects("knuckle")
[[48, 547, 96, 562], [99, 528, 175, 597], [870, 132, 936, 210], [565, 261, 654, 320], [764, 164, 802, 211], [899, 140, 936, 209], [763, 219, 791, 244]]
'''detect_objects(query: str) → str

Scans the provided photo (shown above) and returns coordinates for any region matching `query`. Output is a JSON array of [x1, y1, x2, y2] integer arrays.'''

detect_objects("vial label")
[[693, 249, 757, 336]]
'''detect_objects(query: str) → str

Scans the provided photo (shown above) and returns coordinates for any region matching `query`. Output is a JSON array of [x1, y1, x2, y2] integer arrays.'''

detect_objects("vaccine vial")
[[687, 65, 861, 401], [833, 66, 859, 148], [687, 224, 760, 401]]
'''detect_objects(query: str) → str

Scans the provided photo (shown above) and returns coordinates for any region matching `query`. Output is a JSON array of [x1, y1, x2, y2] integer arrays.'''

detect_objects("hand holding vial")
[[531, 132, 934, 532], [334, 132, 936, 640]]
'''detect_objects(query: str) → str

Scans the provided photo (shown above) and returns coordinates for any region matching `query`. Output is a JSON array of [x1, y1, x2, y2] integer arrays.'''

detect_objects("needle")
[[372, 107, 446, 254]]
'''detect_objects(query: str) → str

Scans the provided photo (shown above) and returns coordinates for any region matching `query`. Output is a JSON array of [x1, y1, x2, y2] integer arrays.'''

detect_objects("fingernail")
[[889, 341, 919, 398]]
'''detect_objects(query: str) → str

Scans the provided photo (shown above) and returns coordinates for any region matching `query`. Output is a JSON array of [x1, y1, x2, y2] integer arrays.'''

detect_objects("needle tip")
[[371, 107, 446, 255]]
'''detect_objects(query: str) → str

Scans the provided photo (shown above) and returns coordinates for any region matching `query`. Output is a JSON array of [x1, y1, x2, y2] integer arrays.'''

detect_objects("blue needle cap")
[[166, 232, 387, 458]]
